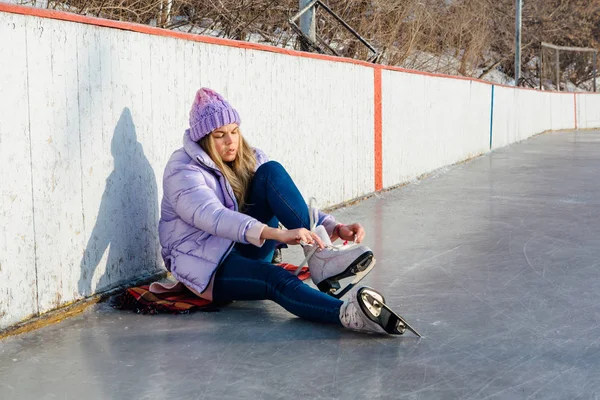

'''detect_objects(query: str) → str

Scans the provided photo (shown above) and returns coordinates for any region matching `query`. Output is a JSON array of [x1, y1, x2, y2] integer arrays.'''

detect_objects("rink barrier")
[[574, 94, 578, 129], [0, 3, 597, 332]]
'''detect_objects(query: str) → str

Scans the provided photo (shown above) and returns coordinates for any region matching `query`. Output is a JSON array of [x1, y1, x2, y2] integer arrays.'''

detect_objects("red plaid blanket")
[[112, 263, 309, 314]]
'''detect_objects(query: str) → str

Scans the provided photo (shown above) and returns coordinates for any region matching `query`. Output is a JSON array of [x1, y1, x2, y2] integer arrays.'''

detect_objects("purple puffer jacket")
[[159, 130, 337, 295]]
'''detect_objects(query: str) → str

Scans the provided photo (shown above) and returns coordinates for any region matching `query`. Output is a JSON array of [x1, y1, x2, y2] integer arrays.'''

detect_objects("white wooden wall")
[[491, 87, 575, 150], [0, 8, 596, 330], [0, 12, 38, 329], [381, 71, 491, 186], [576, 94, 600, 129]]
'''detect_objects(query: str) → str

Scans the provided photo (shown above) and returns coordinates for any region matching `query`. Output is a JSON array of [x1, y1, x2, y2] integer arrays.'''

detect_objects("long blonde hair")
[[199, 130, 256, 211]]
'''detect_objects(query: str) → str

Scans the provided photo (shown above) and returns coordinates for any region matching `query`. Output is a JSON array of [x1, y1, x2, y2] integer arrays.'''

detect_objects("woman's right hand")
[[262, 227, 325, 249]]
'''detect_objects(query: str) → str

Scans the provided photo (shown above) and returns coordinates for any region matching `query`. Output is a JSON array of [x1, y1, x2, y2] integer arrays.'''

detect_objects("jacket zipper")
[[196, 157, 238, 211]]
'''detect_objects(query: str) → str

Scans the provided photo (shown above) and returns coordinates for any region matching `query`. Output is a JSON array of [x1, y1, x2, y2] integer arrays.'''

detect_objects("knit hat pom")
[[189, 88, 241, 141]]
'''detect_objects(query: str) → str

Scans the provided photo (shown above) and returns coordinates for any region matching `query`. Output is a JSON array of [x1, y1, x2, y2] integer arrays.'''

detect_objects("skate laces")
[[340, 301, 364, 329], [296, 198, 320, 275], [310, 198, 359, 251], [306, 198, 353, 251], [295, 198, 358, 276], [307, 197, 320, 233]]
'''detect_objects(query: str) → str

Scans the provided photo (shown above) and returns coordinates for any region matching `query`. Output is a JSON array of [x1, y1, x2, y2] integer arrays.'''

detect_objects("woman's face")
[[211, 123, 240, 162]]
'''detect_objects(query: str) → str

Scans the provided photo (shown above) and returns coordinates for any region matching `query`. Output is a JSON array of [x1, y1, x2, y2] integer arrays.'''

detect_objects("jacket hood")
[[183, 129, 217, 169]]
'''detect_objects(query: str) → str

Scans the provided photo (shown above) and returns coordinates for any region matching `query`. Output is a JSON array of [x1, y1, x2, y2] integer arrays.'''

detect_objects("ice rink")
[[2, 130, 600, 399]]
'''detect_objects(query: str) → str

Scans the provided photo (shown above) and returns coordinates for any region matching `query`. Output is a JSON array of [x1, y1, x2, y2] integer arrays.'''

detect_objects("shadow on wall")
[[78, 108, 161, 297]]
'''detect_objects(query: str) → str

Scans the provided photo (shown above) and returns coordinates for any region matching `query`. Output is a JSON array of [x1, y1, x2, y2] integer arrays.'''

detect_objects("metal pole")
[[299, 0, 316, 51], [594, 51, 597, 92], [314, 0, 378, 55], [515, 0, 522, 86], [555, 49, 560, 91], [539, 47, 543, 90]]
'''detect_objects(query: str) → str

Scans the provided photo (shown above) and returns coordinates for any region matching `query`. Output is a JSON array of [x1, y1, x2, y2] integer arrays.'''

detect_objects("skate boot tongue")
[[299, 226, 327, 277], [299, 199, 329, 262], [313, 225, 332, 247]]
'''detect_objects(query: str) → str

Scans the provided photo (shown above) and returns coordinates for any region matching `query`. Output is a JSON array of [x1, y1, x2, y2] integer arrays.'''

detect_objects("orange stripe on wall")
[[374, 68, 383, 191]]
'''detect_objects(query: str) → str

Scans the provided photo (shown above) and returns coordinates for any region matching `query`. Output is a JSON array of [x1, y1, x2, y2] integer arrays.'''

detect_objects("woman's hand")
[[336, 223, 366, 243], [261, 227, 325, 249]]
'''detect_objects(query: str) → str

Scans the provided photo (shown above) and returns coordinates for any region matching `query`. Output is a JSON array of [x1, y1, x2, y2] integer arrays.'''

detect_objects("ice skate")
[[296, 199, 375, 299], [339, 286, 422, 337], [300, 225, 375, 298]]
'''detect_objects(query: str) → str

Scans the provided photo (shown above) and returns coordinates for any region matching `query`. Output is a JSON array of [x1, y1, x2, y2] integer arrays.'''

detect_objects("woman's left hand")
[[337, 223, 366, 244]]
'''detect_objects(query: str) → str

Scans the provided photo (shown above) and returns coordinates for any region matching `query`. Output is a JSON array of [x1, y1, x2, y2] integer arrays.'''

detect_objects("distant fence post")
[[299, 0, 316, 51]]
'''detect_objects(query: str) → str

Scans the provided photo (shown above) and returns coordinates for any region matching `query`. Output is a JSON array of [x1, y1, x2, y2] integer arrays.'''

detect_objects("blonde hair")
[[199, 130, 256, 211]]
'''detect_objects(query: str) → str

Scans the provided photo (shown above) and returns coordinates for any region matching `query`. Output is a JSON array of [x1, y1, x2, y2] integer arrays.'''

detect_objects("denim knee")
[[264, 264, 303, 297], [255, 160, 284, 179]]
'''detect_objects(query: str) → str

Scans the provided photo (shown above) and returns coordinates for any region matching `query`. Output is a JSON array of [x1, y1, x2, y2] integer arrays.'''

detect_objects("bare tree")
[[32, 0, 600, 86]]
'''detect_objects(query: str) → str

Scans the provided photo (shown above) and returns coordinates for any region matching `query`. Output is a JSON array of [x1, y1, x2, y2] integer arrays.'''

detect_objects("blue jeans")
[[212, 161, 343, 325]]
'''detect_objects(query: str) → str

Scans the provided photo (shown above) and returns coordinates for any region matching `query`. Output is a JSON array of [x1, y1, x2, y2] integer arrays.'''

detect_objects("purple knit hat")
[[189, 88, 241, 141]]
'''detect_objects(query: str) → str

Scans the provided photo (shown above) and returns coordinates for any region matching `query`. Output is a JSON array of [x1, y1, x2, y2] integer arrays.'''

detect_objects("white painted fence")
[[0, 7, 596, 330], [576, 94, 600, 129], [381, 72, 491, 186]]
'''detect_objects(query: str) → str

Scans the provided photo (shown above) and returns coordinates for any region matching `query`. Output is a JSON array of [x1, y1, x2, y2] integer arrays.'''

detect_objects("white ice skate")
[[296, 200, 376, 299], [339, 286, 422, 337]]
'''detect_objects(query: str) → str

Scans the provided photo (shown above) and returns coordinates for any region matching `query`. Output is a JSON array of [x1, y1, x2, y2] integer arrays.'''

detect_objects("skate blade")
[[327, 256, 376, 299], [361, 290, 422, 337]]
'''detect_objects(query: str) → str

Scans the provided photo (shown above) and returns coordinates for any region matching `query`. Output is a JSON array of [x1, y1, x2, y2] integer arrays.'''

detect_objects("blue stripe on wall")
[[489, 85, 495, 149]]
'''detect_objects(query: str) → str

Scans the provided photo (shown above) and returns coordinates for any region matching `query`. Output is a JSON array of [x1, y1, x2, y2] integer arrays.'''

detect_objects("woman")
[[158, 88, 418, 336]]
